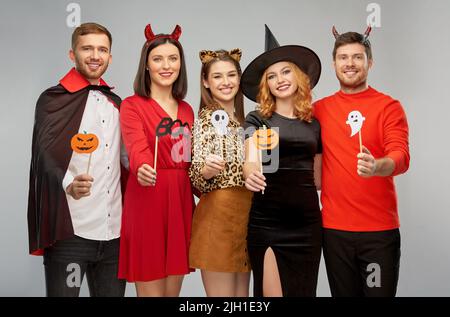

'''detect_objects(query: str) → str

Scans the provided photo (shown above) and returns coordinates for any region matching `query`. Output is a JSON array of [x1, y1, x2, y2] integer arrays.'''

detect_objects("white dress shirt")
[[62, 90, 125, 241]]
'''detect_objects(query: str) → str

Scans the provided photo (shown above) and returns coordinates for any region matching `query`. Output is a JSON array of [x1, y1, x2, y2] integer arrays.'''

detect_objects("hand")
[[201, 154, 225, 180], [66, 174, 94, 200], [137, 164, 157, 186], [245, 170, 266, 192], [357, 146, 377, 178]]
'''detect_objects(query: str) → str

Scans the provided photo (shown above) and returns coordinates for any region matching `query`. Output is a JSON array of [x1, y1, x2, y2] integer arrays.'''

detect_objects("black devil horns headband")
[[332, 25, 372, 44]]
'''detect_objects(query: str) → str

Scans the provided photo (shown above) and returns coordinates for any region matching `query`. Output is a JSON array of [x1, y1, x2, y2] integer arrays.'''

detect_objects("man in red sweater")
[[314, 27, 410, 297]]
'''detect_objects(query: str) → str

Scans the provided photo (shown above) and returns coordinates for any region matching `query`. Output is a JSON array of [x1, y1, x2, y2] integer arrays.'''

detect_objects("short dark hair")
[[133, 37, 187, 100], [71, 22, 112, 50], [332, 32, 372, 60]]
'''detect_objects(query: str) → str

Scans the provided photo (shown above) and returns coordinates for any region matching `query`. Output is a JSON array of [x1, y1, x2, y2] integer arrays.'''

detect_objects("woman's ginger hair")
[[257, 62, 313, 122]]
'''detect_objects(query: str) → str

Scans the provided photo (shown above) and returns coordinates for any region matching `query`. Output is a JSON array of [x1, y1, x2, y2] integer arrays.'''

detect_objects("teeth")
[[277, 85, 290, 91]]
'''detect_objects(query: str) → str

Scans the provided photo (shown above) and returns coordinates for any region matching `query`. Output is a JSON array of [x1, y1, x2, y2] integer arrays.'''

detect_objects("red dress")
[[118, 95, 195, 282]]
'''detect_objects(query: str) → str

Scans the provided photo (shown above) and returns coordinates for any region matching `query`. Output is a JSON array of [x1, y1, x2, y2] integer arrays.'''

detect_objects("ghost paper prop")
[[346, 110, 365, 137], [211, 110, 229, 136]]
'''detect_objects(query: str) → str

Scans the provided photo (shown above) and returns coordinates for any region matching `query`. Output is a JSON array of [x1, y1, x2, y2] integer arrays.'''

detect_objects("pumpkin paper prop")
[[252, 126, 279, 151], [252, 125, 279, 194], [345, 110, 366, 153], [71, 131, 99, 174]]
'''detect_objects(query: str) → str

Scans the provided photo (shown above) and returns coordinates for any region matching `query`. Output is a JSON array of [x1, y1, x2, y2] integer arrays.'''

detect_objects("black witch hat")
[[241, 25, 321, 102]]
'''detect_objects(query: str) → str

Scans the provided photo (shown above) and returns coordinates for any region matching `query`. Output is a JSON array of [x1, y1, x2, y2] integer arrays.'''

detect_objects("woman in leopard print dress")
[[189, 49, 253, 297]]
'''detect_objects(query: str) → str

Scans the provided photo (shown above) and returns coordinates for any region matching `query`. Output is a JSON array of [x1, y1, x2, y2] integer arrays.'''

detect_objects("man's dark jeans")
[[43, 235, 126, 297]]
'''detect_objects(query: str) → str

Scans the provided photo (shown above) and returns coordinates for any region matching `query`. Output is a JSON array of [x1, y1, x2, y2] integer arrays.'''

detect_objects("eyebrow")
[[80, 45, 109, 51], [267, 66, 290, 75], [151, 54, 179, 58], [337, 53, 364, 57], [211, 70, 238, 75]]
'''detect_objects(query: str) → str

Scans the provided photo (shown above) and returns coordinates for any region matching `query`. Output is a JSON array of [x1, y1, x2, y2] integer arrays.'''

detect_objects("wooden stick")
[[87, 153, 92, 175], [154, 135, 159, 170], [220, 135, 224, 160], [261, 125, 266, 195], [259, 148, 264, 195], [359, 130, 363, 153]]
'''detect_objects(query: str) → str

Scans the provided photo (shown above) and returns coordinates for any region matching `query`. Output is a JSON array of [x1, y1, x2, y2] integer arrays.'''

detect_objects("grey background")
[[0, 0, 448, 296]]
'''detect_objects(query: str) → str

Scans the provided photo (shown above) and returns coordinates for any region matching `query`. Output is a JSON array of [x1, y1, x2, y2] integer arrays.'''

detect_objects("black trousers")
[[43, 236, 126, 297], [323, 228, 401, 297]]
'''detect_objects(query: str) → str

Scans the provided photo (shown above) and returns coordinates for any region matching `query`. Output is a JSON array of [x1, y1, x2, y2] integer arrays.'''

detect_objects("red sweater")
[[314, 87, 409, 231]]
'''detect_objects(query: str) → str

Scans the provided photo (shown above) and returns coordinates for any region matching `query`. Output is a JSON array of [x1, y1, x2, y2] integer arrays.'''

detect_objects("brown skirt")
[[189, 186, 253, 272]]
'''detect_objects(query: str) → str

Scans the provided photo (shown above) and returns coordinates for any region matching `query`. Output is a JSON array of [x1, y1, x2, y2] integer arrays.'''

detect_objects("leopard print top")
[[189, 107, 245, 193]]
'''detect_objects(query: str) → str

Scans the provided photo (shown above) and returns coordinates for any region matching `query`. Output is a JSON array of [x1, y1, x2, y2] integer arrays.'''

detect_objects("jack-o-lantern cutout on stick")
[[71, 131, 99, 175], [252, 125, 279, 194]]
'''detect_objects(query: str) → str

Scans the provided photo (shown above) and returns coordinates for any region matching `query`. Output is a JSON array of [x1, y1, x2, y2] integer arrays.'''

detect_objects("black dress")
[[244, 111, 322, 297]]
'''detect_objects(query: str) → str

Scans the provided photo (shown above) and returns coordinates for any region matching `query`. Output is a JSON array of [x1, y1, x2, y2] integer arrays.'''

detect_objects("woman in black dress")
[[241, 25, 323, 297]]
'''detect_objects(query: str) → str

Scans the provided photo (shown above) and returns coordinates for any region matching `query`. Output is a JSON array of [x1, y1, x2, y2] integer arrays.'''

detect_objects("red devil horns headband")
[[144, 24, 182, 43], [332, 25, 372, 43]]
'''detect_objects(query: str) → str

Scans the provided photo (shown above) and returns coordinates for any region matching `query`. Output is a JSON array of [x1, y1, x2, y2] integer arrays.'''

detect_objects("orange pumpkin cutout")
[[71, 132, 99, 154], [252, 128, 279, 150]]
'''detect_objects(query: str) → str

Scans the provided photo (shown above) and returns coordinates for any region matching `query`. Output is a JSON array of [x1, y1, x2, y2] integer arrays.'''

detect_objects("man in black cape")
[[28, 22, 127, 297]]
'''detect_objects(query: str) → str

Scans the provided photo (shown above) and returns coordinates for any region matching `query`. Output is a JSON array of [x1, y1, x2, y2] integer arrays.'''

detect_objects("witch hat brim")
[[241, 26, 321, 102]]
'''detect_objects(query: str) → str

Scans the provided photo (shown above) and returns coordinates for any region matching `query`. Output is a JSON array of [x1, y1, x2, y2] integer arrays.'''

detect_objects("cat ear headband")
[[199, 48, 242, 64]]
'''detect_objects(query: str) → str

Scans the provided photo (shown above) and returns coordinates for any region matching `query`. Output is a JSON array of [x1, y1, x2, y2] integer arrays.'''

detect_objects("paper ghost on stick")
[[210, 110, 229, 159], [346, 110, 365, 153], [211, 110, 229, 136]]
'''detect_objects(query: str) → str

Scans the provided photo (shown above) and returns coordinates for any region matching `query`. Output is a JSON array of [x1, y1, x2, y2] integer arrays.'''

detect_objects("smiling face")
[[334, 43, 372, 93], [203, 60, 240, 107], [147, 43, 181, 90], [69, 33, 111, 85], [265, 61, 298, 100]]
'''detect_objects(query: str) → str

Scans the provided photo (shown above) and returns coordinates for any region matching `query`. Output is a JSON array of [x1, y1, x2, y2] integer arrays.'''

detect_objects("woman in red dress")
[[118, 24, 194, 296]]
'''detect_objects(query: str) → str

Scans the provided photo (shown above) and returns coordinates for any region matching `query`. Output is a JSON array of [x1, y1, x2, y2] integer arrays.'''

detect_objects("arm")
[[189, 112, 224, 192], [243, 137, 266, 192], [383, 101, 410, 176], [357, 146, 395, 177], [120, 140, 130, 171], [357, 101, 409, 178], [313, 154, 322, 190], [120, 99, 156, 186], [65, 174, 94, 200]]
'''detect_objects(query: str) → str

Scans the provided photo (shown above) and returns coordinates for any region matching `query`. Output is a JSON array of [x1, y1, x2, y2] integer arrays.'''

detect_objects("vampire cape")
[[27, 68, 124, 255]]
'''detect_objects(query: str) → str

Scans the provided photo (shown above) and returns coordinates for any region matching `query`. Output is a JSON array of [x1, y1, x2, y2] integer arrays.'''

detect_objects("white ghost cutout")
[[346, 110, 366, 137], [211, 110, 229, 136]]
